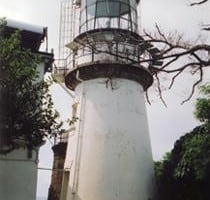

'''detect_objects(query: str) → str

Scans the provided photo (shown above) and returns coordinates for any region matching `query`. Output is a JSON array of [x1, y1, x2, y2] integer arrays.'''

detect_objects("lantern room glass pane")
[[87, 0, 96, 6], [109, 2, 120, 16], [129, 0, 136, 8], [96, 2, 109, 17], [96, 1, 130, 17], [87, 4, 96, 19], [120, 3, 129, 16], [120, 0, 129, 4]]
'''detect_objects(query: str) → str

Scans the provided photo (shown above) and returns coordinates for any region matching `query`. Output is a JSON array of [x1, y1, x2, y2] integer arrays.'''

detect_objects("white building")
[[0, 20, 53, 200]]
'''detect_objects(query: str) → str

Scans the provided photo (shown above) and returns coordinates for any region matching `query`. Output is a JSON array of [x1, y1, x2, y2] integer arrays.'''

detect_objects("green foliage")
[[155, 83, 210, 200], [0, 19, 64, 154], [195, 84, 210, 123], [155, 126, 210, 200]]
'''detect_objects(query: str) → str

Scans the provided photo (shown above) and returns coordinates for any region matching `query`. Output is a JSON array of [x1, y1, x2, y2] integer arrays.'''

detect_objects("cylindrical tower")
[[61, 0, 162, 199]]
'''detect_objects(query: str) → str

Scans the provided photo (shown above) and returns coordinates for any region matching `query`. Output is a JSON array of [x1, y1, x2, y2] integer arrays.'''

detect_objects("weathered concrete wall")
[[48, 142, 67, 200], [0, 148, 39, 200], [64, 78, 155, 200]]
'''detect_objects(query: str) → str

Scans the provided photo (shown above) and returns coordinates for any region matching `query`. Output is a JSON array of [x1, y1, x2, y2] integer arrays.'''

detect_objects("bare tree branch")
[[181, 66, 203, 104], [79, 30, 209, 103], [168, 70, 184, 89], [154, 74, 167, 107], [57, 19, 210, 105], [190, 0, 208, 6]]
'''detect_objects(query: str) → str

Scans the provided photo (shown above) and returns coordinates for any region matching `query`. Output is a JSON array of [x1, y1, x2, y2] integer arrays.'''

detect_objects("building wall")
[[48, 142, 67, 200], [64, 78, 155, 200], [0, 61, 47, 200], [0, 148, 39, 200]]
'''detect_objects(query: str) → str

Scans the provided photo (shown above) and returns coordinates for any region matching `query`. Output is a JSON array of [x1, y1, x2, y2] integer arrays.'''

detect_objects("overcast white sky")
[[1, 0, 210, 199]]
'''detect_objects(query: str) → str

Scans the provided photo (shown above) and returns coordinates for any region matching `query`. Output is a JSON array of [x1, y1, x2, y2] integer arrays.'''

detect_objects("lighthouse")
[[54, 0, 162, 199]]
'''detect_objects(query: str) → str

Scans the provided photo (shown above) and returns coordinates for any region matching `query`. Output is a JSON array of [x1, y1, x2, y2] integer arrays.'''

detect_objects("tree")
[[154, 83, 210, 200], [0, 19, 64, 155], [142, 0, 210, 104]]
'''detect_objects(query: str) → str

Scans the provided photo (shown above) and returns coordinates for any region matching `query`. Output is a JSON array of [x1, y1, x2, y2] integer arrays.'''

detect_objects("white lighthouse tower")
[[57, 0, 162, 199]]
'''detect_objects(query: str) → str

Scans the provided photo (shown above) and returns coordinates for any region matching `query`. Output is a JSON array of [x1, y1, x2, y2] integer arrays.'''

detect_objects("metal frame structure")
[[58, 1, 72, 61]]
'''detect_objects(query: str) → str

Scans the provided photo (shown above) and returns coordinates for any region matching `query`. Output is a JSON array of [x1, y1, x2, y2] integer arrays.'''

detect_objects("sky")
[[1, 0, 210, 199]]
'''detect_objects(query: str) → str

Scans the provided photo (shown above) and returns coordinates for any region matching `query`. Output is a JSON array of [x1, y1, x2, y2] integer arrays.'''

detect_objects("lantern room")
[[56, 0, 162, 91], [79, 0, 139, 33]]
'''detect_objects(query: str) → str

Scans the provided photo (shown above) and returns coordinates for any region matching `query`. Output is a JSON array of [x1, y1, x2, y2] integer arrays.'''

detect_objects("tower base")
[[64, 78, 156, 200]]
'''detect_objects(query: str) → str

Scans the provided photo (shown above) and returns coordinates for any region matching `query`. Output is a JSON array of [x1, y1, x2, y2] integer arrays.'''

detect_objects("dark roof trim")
[[4, 19, 47, 52]]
